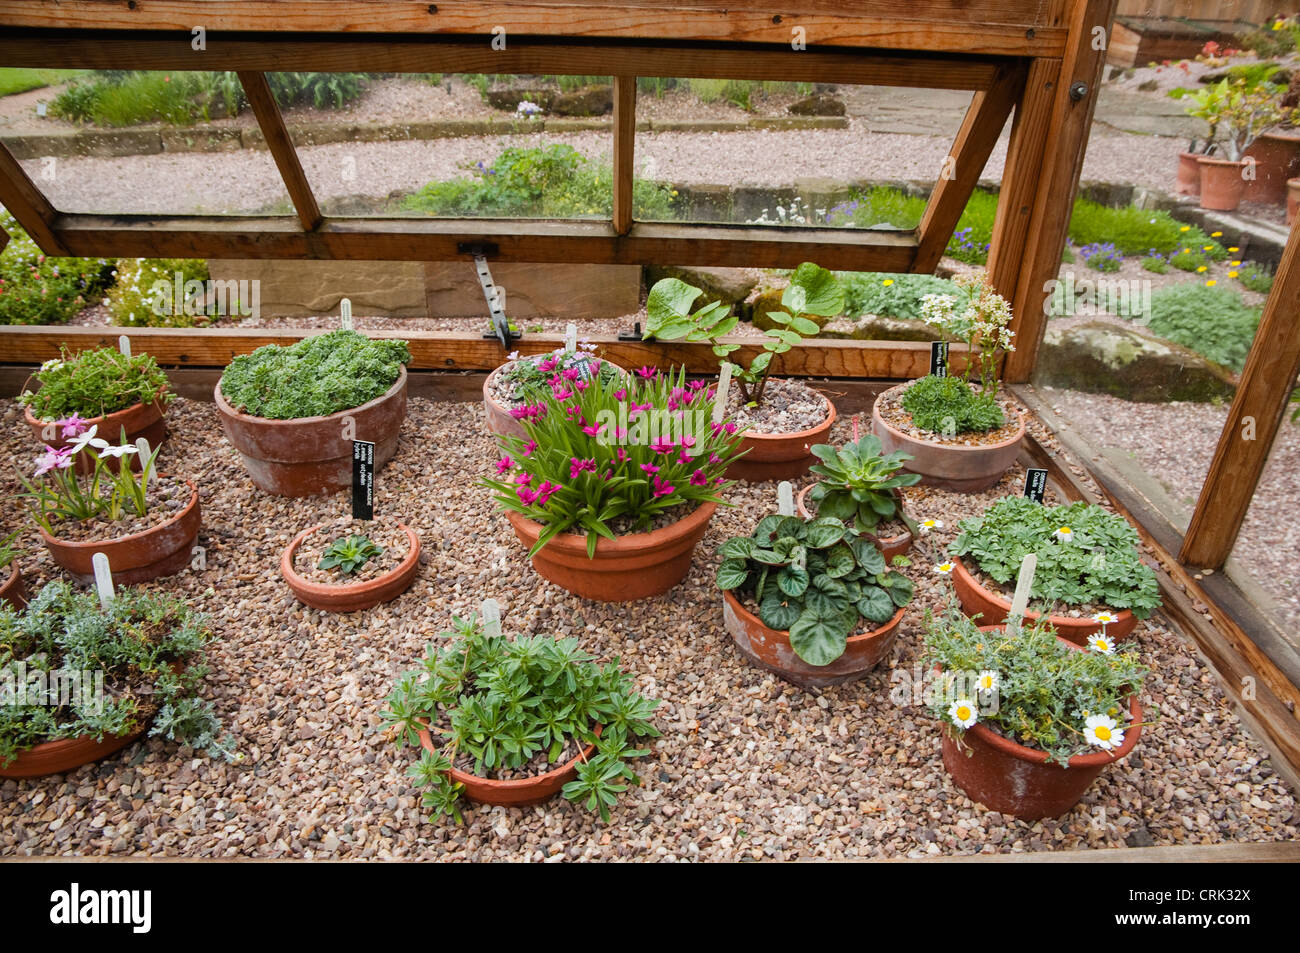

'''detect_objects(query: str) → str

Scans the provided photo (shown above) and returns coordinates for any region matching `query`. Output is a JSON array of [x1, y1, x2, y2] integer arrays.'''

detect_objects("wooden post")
[[0, 143, 69, 255], [1180, 221, 1300, 569], [237, 71, 322, 232], [612, 75, 637, 236]]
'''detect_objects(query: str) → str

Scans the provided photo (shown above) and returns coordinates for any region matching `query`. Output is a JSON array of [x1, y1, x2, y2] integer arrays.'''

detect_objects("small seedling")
[[318, 534, 383, 575]]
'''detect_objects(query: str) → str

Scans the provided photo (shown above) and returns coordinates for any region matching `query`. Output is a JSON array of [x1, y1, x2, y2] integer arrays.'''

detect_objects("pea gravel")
[[0, 393, 1294, 860]]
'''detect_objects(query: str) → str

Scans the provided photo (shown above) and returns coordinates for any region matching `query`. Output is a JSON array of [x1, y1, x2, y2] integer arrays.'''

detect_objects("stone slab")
[[207, 259, 428, 318], [424, 262, 640, 319]]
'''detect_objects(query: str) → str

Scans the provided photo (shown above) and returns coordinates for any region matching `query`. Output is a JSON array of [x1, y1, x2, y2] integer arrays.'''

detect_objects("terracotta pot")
[[795, 482, 913, 563], [281, 523, 421, 612], [1197, 156, 1247, 211], [24, 398, 167, 475], [38, 478, 201, 586], [726, 393, 836, 483], [721, 588, 906, 688], [483, 359, 626, 443], [504, 501, 715, 601], [0, 562, 27, 610], [1175, 150, 1202, 196], [417, 721, 598, 807], [949, 555, 1137, 645], [0, 724, 151, 780], [1288, 177, 1300, 225], [1243, 131, 1300, 205], [214, 367, 407, 497], [871, 383, 1025, 492], [939, 627, 1143, 820]]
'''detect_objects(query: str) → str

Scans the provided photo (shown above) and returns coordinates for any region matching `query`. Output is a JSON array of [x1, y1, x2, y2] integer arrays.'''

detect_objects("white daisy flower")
[[1053, 526, 1074, 543], [934, 562, 954, 575], [918, 518, 943, 534], [948, 698, 978, 729], [975, 670, 999, 695], [1083, 713, 1124, 751], [1087, 633, 1115, 655], [1092, 611, 1119, 625]]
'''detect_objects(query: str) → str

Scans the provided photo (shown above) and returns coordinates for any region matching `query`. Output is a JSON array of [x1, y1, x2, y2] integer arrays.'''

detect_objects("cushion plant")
[[21, 347, 172, 422], [716, 513, 914, 666], [807, 434, 920, 535]]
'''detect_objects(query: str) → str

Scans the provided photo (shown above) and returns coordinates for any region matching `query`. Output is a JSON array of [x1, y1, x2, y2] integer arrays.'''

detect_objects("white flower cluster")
[[746, 196, 827, 226]]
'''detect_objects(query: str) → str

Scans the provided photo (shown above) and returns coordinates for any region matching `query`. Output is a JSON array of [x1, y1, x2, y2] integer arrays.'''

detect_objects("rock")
[[788, 93, 846, 117], [551, 85, 613, 117], [485, 85, 556, 111], [424, 262, 641, 319], [1137, 78, 1159, 92], [1036, 321, 1238, 403], [1200, 64, 1291, 87], [206, 259, 428, 318], [1125, 824, 1155, 848], [819, 315, 943, 342], [643, 265, 761, 315]]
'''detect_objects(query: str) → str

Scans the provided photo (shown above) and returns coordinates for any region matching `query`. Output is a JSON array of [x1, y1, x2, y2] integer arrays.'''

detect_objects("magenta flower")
[[616, 448, 629, 462], [495, 455, 514, 475], [575, 379, 590, 391], [629, 402, 651, 420], [570, 457, 596, 479], [650, 438, 675, 454], [640, 463, 660, 475], [688, 380, 707, 392], [537, 357, 558, 374], [677, 450, 692, 464], [708, 452, 721, 464], [34, 447, 65, 477], [562, 367, 581, 381], [551, 385, 573, 402], [613, 388, 628, 402], [652, 475, 675, 497], [581, 423, 602, 437], [690, 469, 709, 486], [534, 480, 561, 505], [58, 413, 88, 438], [637, 365, 657, 379], [522, 440, 537, 457], [517, 486, 537, 505], [515, 472, 533, 486]]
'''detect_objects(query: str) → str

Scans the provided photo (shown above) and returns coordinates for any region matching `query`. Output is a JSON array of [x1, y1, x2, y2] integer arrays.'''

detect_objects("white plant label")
[[92, 552, 114, 609], [118, 335, 131, 358], [777, 481, 795, 517], [1009, 553, 1038, 620], [340, 297, 353, 331], [481, 598, 502, 638], [135, 437, 152, 476], [564, 323, 577, 353], [712, 363, 732, 424]]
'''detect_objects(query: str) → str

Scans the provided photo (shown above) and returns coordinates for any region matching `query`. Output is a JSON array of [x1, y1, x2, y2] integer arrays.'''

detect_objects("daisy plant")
[[483, 364, 744, 557], [922, 604, 1147, 765]]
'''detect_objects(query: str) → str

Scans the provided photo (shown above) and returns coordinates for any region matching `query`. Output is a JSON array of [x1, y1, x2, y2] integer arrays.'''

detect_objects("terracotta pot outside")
[[1197, 156, 1247, 211], [949, 555, 1137, 644], [38, 478, 201, 586], [1175, 150, 1202, 196], [1288, 177, 1300, 225], [726, 393, 836, 483], [939, 626, 1143, 820], [214, 367, 407, 497], [795, 482, 913, 562], [25, 398, 167, 475], [0, 562, 27, 610], [417, 721, 598, 807], [281, 523, 421, 612], [1242, 131, 1300, 205], [721, 587, 906, 688], [871, 384, 1025, 492], [505, 501, 716, 601]]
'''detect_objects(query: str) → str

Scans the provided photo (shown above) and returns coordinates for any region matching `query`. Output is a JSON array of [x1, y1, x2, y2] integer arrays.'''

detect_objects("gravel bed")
[[0, 393, 1294, 860], [292, 517, 411, 586], [46, 474, 190, 542], [876, 382, 1023, 446], [727, 378, 829, 435]]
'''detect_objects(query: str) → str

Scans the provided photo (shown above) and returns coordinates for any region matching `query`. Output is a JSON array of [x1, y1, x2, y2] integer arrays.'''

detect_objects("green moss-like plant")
[[1143, 282, 1261, 371], [900, 374, 1005, 434], [20, 346, 172, 421]]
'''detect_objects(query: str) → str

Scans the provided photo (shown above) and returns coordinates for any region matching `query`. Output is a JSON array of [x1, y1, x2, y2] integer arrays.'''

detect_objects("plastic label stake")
[[481, 598, 502, 638], [118, 335, 131, 359], [564, 323, 577, 353], [1023, 468, 1048, 504], [712, 363, 732, 424], [352, 440, 375, 520], [777, 481, 795, 516], [340, 297, 353, 331], [930, 341, 948, 378], [1008, 553, 1037, 621], [135, 437, 152, 478], [92, 552, 114, 609]]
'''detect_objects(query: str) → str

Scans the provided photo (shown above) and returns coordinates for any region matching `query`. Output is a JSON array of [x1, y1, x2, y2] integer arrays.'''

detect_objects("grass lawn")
[[0, 68, 88, 98]]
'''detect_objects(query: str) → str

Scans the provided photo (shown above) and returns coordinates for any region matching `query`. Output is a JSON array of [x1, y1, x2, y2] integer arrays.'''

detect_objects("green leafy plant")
[[267, 71, 367, 110], [1168, 246, 1211, 273], [645, 261, 843, 407], [497, 347, 621, 405], [218, 329, 410, 419], [900, 373, 1005, 434], [806, 434, 920, 535], [950, 496, 1161, 618], [1171, 71, 1292, 161], [20, 346, 172, 421], [1068, 200, 1224, 257], [922, 605, 1146, 765], [716, 513, 914, 666], [1142, 282, 1262, 371], [837, 272, 968, 321], [104, 257, 218, 327], [917, 271, 1015, 395], [383, 615, 659, 823], [0, 580, 235, 768], [318, 534, 383, 575], [0, 530, 22, 572], [1234, 261, 1274, 294], [0, 209, 111, 327], [1140, 253, 1169, 274]]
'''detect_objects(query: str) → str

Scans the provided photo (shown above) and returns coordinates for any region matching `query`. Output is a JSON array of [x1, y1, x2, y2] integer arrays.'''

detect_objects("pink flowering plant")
[[484, 364, 744, 557]]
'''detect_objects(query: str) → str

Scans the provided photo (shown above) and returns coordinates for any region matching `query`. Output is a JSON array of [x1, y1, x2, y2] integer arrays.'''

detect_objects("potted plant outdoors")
[[20, 348, 172, 475], [946, 496, 1162, 644], [215, 330, 410, 497], [383, 614, 659, 821], [645, 262, 844, 482], [17, 425, 201, 586], [1176, 138, 1211, 196], [280, 517, 421, 613], [0, 531, 26, 610], [923, 604, 1146, 820], [484, 344, 624, 441], [872, 272, 1023, 492], [797, 433, 921, 563], [0, 580, 235, 779], [484, 364, 743, 602], [716, 513, 915, 687]]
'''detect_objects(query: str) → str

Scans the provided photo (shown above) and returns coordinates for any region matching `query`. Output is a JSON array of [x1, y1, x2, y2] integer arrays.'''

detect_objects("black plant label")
[[352, 440, 375, 520], [1023, 467, 1048, 504], [930, 341, 948, 378]]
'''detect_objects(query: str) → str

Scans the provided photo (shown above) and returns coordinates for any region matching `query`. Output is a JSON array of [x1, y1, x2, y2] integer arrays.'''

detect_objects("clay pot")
[[722, 588, 906, 688], [950, 555, 1137, 644], [215, 367, 407, 497], [281, 523, 421, 612], [1175, 150, 1203, 196], [726, 393, 836, 482], [483, 359, 626, 443], [0, 724, 152, 780], [38, 478, 201, 586], [1288, 177, 1300, 225], [795, 482, 914, 562], [504, 501, 716, 601], [0, 562, 27, 610], [939, 627, 1143, 820], [871, 383, 1025, 492], [1197, 156, 1247, 211], [24, 398, 167, 475], [1243, 131, 1300, 205], [417, 721, 598, 807]]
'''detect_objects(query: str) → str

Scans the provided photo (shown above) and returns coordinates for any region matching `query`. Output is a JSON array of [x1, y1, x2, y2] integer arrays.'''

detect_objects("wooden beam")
[[235, 71, 322, 232], [0, 221, 8, 255], [1002, 0, 1118, 383], [1181, 221, 1300, 569], [914, 62, 1024, 273], [0, 143, 68, 255], [611, 76, 636, 236]]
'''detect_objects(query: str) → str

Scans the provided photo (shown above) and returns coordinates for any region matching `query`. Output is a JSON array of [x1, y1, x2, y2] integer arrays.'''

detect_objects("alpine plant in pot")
[[484, 343, 624, 441]]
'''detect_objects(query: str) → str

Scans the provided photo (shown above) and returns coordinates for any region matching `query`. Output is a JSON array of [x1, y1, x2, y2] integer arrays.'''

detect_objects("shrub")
[[1068, 200, 1223, 257], [218, 329, 410, 419], [1079, 241, 1123, 272], [20, 346, 172, 421], [1168, 246, 1210, 272], [900, 374, 1005, 434], [0, 210, 109, 326], [104, 257, 215, 327], [1140, 252, 1169, 274], [1144, 282, 1261, 370], [837, 272, 967, 320], [1234, 261, 1274, 294]]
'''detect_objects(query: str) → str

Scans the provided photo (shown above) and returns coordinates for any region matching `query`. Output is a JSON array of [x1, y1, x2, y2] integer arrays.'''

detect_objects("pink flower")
[[640, 463, 660, 475], [650, 438, 675, 454], [33, 447, 63, 477], [509, 402, 546, 421], [688, 380, 707, 391], [581, 423, 601, 437], [680, 434, 696, 449], [637, 365, 657, 379], [522, 440, 537, 457], [628, 402, 651, 420], [515, 472, 533, 486], [551, 385, 573, 402], [690, 469, 709, 486], [534, 480, 561, 505], [57, 413, 87, 438], [517, 486, 537, 505], [677, 450, 692, 464], [562, 367, 582, 381], [724, 422, 737, 435], [537, 357, 558, 374], [616, 448, 629, 462], [708, 452, 721, 464], [570, 457, 596, 479], [495, 455, 514, 475], [575, 379, 590, 391], [652, 475, 675, 497], [613, 388, 628, 402]]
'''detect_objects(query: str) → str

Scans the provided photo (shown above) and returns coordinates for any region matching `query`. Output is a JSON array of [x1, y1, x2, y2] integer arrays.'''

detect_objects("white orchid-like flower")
[[66, 424, 107, 456], [97, 444, 139, 459], [1083, 713, 1124, 751]]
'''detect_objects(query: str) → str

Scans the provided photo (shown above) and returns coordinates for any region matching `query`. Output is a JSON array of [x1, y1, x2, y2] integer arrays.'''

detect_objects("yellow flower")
[[1202, 245, 1213, 251], [1228, 270, 1239, 278], [1196, 265, 1207, 273], [882, 279, 894, 286], [1211, 231, 1222, 237], [1228, 246, 1239, 252], [1273, 19, 1284, 29], [1231, 260, 1241, 267], [1179, 225, 1191, 232], [1205, 279, 1217, 286]]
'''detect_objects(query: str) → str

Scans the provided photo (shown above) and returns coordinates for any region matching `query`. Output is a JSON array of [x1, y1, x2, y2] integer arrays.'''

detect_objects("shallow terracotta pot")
[[726, 393, 836, 482], [25, 398, 167, 475], [281, 523, 421, 612], [949, 556, 1137, 644], [39, 478, 201, 585], [0, 724, 151, 780], [1175, 150, 1202, 196], [722, 588, 906, 688], [1197, 156, 1247, 211], [0, 562, 27, 610], [795, 482, 913, 563], [939, 627, 1143, 820], [1288, 177, 1300, 225], [483, 359, 626, 443], [505, 501, 715, 601], [417, 721, 598, 807], [871, 384, 1024, 492], [215, 367, 407, 497], [1243, 131, 1300, 205]]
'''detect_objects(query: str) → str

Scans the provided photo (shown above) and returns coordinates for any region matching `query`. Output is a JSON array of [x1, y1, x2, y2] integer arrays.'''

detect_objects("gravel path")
[[0, 393, 1294, 859]]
